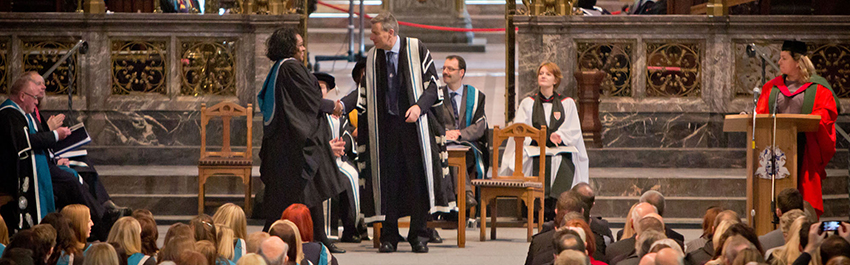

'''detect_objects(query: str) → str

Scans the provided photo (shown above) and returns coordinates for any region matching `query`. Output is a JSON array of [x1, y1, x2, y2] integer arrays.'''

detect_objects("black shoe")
[[340, 232, 362, 243], [378, 242, 396, 253], [466, 191, 478, 209], [411, 241, 429, 253], [103, 200, 132, 217], [326, 243, 346, 254], [429, 229, 443, 244]]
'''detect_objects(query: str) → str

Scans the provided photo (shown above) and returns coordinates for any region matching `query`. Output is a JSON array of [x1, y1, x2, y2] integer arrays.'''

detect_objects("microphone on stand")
[[751, 87, 760, 150]]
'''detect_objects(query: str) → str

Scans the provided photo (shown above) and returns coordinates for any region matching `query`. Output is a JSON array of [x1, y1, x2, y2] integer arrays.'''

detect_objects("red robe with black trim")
[[755, 76, 838, 217]]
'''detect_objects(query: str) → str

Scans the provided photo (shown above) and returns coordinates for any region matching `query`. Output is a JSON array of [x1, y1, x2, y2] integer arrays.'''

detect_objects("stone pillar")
[[384, 0, 473, 45]]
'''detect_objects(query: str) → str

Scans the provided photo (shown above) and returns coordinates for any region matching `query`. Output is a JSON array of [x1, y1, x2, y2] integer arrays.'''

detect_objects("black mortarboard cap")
[[313, 72, 336, 91], [782, 40, 807, 56], [352, 57, 367, 83]]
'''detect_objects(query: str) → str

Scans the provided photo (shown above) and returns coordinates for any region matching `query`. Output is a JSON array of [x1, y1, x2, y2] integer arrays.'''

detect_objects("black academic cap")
[[313, 72, 335, 91], [782, 40, 807, 56], [352, 57, 367, 83]]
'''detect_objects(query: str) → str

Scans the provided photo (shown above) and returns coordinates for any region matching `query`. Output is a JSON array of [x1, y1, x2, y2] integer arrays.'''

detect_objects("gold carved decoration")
[[180, 40, 237, 96], [734, 42, 780, 97], [523, 0, 581, 16], [809, 43, 850, 98], [646, 42, 701, 97], [577, 42, 632, 97], [111, 41, 167, 95], [0, 40, 8, 94], [22, 40, 79, 95]]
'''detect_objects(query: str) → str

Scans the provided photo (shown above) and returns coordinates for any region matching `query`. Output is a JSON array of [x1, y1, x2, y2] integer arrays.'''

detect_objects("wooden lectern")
[[723, 114, 821, 235]]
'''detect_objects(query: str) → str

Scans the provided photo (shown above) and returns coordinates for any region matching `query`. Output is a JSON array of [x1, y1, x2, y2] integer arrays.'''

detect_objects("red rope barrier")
[[316, 1, 508, 32]]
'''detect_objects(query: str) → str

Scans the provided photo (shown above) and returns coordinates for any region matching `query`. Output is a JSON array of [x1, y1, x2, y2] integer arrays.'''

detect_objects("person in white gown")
[[498, 62, 590, 220]]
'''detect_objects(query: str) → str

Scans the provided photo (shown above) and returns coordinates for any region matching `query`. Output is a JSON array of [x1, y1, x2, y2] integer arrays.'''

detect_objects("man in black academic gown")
[[344, 11, 445, 254], [257, 27, 348, 253]]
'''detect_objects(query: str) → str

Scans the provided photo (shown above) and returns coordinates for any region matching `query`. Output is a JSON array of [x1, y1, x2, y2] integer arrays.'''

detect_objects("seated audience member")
[[258, 237, 288, 265], [766, 216, 808, 264], [526, 191, 586, 265], [654, 246, 685, 265], [193, 241, 223, 265], [638, 253, 656, 265], [708, 223, 764, 265], [83, 243, 119, 265], [106, 242, 126, 265], [650, 239, 683, 254], [279, 205, 337, 265], [162, 223, 193, 248], [3, 248, 36, 265], [685, 210, 741, 265], [59, 205, 95, 265], [555, 250, 590, 265], [719, 235, 758, 265], [637, 191, 684, 242], [176, 252, 207, 265], [215, 226, 237, 265], [267, 220, 302, 265], [31, 224, 57, 265], [620, 203, 640, 241], [131, 210, 158, 257], [41, 213, 78, 265], [760, 189, 806, 250], [213, 204, 248, 263], [553, 229, 587, 257], [5, 229, 48, 265], [0, 215, 7, 256], [563, 219, 607, 265], [107, 217, 155, 265], [190, 215, 217, 245], [158, 236, 195, 264], [731, 248, 764, 265], [612, 213, 668, 265], [686, 206, 722, 252], [234, 254, 266, 265], [820, 234, 850, 265], [246, 232, 270, 254], [827, 256, 850, 265], [572, 183, 614, 262], [607, 203, 658, 263]]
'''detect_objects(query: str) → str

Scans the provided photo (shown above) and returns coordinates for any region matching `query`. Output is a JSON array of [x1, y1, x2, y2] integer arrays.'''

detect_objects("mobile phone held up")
[[821, 221, 842, 234]]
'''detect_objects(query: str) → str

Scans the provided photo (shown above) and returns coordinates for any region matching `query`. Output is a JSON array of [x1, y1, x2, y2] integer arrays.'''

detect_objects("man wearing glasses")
[[436, 55, 489, 213], [0, 75, 70, 232]]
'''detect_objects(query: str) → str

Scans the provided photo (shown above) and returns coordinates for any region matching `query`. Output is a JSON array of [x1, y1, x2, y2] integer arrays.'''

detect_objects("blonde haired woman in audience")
[[235, 254, 266, 265], [213, 204, 247, 263], [177, 251, 208, 265], [216, 226, 237, 265], [704, 220, 737, 265], [108, 217, 156, 265], [0, 214, 7, 256], [59, 204, 95, 265], [268, 220, 303, 265], [621, 203, 640, 240], [767, 217, 808, 265], [191, 215, 218, 245], [83, 243, 120, 265]]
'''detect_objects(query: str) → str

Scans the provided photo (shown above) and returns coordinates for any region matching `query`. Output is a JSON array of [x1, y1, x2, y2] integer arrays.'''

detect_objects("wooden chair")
[[198, 102, 253, 216], [471, 123, 547, 242]]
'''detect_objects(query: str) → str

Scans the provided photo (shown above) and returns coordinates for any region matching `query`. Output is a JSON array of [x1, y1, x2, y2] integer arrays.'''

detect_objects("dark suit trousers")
[[380, 115, 430, 246]]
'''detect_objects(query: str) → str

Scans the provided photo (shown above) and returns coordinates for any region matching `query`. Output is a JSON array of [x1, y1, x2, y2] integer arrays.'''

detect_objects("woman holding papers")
[[499, 62, 589, 218]]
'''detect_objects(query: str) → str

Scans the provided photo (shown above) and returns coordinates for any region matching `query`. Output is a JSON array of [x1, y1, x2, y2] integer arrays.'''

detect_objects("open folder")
[[53, 123, 91, 157], [524, 145, 578, 157]]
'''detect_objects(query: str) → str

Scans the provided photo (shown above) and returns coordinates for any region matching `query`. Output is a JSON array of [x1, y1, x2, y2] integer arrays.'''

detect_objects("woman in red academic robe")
[[755, 40, 840, 217]]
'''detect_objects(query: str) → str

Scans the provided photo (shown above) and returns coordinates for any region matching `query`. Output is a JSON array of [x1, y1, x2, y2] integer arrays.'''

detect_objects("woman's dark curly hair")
[[266, 27, 301, 61]]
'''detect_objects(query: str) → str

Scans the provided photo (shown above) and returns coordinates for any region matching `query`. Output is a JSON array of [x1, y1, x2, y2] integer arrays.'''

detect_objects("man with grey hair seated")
[[637, 190, 684, 242], [258, 237, 289, 265]]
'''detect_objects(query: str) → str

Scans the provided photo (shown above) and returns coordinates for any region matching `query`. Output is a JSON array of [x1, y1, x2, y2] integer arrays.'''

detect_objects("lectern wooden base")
[[724, 114, 820, 236]]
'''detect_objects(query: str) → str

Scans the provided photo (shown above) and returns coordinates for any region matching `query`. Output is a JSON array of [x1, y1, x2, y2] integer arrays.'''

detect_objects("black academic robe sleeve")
[[27, 127, 57, 151], [340, 87, 359, 114], [413, 40, 440, 113], [0, 109, 28, 196]]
